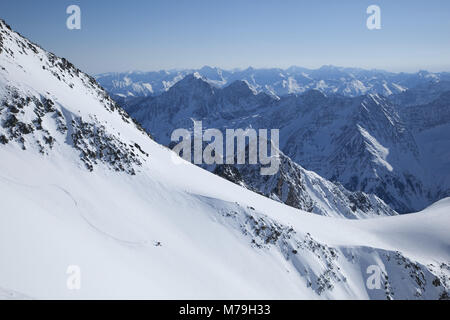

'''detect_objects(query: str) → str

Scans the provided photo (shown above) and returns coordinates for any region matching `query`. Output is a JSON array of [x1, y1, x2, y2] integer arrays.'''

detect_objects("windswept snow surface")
[[0, 20, 449, 300]]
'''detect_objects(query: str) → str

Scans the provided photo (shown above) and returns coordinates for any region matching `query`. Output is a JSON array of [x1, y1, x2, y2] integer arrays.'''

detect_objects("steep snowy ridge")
[[0, 20, 449, 300], [0, 20, 151, 174]]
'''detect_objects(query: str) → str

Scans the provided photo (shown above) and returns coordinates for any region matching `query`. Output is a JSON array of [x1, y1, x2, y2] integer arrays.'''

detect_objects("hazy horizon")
[[1, 0, 449, 75], [94, 64, 450, 77]]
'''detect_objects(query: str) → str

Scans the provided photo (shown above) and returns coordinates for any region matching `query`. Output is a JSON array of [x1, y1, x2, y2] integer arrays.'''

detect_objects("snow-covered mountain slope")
[[0, 20, 449, 300], [120, 75, 448, 213], [96, 65, 450, 99]]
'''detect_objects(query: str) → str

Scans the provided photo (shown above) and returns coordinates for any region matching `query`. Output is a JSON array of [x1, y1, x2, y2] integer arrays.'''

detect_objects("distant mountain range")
[[117, 74, 450, 214], [95, 66, 450, 99]]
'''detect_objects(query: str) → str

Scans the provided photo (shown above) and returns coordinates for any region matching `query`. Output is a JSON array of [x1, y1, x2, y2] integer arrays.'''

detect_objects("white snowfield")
[[0, 20, 449, 300]]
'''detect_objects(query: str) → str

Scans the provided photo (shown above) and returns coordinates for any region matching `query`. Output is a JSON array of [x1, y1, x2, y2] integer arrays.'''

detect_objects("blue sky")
[[0, 0, 449, 75]]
